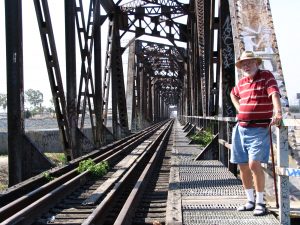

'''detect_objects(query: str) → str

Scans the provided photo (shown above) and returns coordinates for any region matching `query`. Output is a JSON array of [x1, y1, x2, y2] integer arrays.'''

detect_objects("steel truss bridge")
[[3, 0, 300, 224]]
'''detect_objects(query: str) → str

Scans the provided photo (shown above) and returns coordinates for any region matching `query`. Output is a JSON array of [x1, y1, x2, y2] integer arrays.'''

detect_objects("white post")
[[276, 126, 290, 225]]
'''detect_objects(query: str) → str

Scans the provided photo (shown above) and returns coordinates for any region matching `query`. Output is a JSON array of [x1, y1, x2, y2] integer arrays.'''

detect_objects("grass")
[[189, 130, 214, 147], [0, 183, 7, 191], [44, 153, 67, 166], [77, 159, 109, 178], [0, 154, 8, 191]]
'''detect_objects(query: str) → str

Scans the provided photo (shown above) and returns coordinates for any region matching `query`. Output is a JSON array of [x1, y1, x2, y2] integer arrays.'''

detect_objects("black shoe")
[[237, 201, 255, 211], [253, 203, 268, 216]]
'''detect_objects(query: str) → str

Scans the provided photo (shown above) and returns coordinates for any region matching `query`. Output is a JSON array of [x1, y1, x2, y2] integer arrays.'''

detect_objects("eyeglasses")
[[240, 60, 257, 67]]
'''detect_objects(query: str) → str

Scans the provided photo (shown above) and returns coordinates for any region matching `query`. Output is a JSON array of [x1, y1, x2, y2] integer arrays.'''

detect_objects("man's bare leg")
[[237, 163, 255, 211], [249, 160, 267, 215], [249, 160, 265, 192], [239, 163, 253, 189]]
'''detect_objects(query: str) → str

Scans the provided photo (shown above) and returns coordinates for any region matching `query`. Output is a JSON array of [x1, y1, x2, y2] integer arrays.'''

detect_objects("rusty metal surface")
[[228, 0, 289, 110]]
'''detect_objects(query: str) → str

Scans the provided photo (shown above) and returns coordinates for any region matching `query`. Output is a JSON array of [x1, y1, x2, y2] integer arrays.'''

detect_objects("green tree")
[[25, 89, 44, 108], [0, 93, 7, 110], [46, 98, 55, 115]]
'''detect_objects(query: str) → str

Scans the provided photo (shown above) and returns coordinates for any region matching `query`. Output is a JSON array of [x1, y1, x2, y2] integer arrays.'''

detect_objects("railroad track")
[[0, 120, 167, 208], [130, 129, 172, 225], [0, 119, 174, 225]]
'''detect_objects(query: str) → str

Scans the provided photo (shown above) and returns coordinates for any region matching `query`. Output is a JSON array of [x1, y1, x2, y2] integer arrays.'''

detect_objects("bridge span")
[[1, 0, 300, 224], [2, 118, 299, 224]]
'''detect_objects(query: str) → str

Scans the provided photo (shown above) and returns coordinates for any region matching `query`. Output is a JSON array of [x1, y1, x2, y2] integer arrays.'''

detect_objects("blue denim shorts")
[[230, 124, 270, 164]]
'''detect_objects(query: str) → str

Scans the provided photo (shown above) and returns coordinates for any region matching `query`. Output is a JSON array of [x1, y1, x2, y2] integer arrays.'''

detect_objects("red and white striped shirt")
[[231, 69, 280, 127]]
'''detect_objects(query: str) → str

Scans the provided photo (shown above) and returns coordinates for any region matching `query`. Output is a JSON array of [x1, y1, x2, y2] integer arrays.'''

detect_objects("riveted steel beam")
[[101, 0, 116, 13], [5, 0, 53, 185], [33, 0, 73, 160], [65, 0, 80, 157]]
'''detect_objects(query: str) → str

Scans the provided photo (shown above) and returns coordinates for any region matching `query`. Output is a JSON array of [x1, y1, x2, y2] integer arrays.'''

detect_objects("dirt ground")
[[0, 153, 65, 191], [0, 155, 8, 190]]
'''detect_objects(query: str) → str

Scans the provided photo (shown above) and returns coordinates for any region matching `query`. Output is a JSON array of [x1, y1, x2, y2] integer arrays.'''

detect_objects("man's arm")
[[230, 92, 240, 113], [271, 93, 282, 126]]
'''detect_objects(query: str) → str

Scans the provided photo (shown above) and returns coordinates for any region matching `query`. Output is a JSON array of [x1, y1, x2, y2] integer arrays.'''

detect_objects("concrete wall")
[[0, 132, 7, 154], [0, 128, 93, 154]]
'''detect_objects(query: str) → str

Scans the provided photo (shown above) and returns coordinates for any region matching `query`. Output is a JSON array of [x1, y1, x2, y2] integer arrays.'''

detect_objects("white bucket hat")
[[235, 51, 262, 69]]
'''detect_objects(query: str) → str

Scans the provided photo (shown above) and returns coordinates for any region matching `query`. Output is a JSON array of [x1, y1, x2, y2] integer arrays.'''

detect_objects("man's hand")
[[271, 93, 282, 127], [270, 113, 282, 127]]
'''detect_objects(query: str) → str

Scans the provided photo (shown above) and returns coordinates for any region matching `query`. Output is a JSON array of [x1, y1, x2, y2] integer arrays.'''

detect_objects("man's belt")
[[238, 119, 271, 124]]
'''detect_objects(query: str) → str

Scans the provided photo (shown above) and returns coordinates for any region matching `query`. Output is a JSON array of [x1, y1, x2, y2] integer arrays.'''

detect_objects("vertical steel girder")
[[183, 61, 190, 116], [184, 0, 289, 117], [5, 0, 24, 185], [6, 0, 53, 185], [215, 0, 236, 170], [140, 67, 148, 128], [135, 63, 142, 129], [93, 4, 103, 147], [193, 0, 207, 116], [207, 0, 216, 116], [154, 83, 160, 122], [65, 0, 80, 157], [111, 15, 129, 138], [134, 58, 142, 129], [203, 0, 212, 116], [218, 0, 235, 117], [126, 42, 136, 131], [185, 40, 192, 116], [185, 0, 206, 117], [102, 19, 113, 127], [102, 16, 129, 138], [147, 77, 153, 121]]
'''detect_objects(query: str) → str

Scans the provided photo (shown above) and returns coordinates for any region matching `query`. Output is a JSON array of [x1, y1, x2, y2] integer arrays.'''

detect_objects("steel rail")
[[114, 120, 173, 225], [82, 120, 173, 225]]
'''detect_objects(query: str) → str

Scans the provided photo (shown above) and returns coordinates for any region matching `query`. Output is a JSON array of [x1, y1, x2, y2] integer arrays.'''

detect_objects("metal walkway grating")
[[179, 160, 245, 197], [166, 120, 280, 225], [182, 206, 280, 225]]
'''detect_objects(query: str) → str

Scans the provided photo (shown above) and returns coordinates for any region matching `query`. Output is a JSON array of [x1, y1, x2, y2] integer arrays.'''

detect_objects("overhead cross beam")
[[101, 0, 116, 13]]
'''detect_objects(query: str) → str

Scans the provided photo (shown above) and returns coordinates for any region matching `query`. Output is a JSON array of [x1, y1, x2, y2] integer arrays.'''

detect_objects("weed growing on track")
[[77, 159, 109, 178], [43, 171, 54, 181]]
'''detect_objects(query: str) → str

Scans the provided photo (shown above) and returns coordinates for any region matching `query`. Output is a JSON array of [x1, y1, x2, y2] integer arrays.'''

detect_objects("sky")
[[0, 1, 299, 107]]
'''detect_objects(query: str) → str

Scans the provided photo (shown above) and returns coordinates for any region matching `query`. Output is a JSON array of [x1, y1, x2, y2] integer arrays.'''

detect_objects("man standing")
[[230, 51, 282, 216]]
